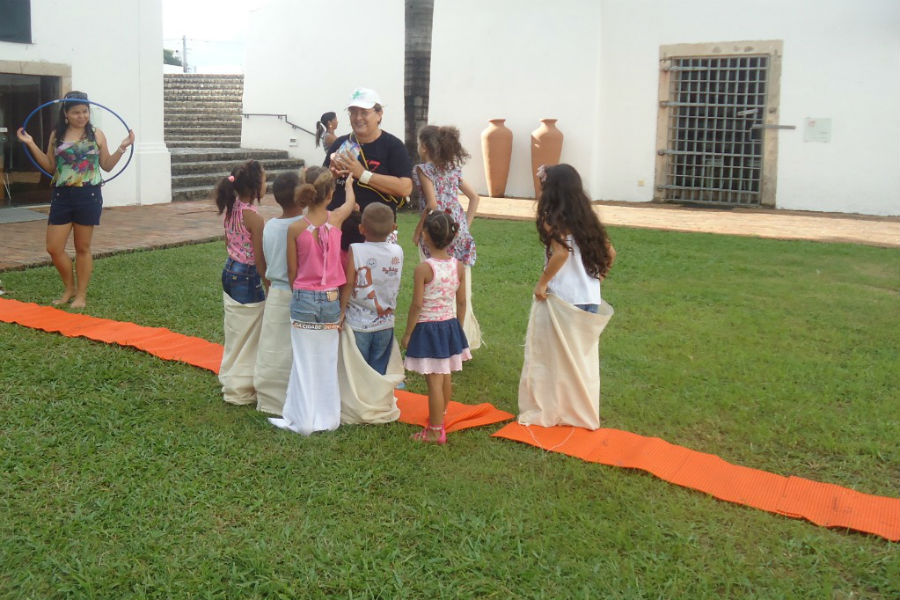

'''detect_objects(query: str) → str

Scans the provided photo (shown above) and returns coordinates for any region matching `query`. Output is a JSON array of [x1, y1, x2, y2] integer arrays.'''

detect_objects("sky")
[[162, 0, 269, 73]]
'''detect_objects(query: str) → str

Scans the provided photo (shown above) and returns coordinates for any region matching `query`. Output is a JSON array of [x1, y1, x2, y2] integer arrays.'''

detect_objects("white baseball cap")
[[347, 87, 382, 110]]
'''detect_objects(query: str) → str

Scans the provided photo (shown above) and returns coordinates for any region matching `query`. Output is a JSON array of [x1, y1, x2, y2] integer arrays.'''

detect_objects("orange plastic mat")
[[493, 423, 900, 541], [394, 390, 514, 432], [0, 298, 224, 372], [3, 297, 896, 538], [0, 298, 513, 432]]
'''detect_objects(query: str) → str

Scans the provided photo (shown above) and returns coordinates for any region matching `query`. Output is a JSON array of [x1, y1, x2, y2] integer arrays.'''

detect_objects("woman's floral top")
[[53, 139, 103, 187]]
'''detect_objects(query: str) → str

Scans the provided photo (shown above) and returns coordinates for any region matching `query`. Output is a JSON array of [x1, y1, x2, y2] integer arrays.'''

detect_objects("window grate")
[[662, 55, 768, 205]]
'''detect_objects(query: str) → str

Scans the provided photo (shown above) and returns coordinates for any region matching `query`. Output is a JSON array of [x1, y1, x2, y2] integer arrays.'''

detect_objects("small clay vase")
[[530, 119, 564, 199], [481, 119, 513, 198]]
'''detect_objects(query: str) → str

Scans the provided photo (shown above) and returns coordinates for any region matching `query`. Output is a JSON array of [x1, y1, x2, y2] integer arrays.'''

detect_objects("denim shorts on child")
[[48, 185, 103, 226], [290, 289, 341, 327], [222, 257, 265, 304]]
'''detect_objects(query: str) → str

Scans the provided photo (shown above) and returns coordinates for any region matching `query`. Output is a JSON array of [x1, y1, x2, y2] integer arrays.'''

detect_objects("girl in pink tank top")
[[269, 167, 357, 437], [215, 160, 268, 304], [401, 212, 471, 444], [214, 160, 268, 408]]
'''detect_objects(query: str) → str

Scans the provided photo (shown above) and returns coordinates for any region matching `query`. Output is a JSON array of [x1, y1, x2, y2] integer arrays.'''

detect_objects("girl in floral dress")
[[412, 125, 482, 348]]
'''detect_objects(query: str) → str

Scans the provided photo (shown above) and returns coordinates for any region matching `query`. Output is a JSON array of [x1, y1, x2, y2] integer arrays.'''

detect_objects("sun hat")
[[347, 87, 382, 110]]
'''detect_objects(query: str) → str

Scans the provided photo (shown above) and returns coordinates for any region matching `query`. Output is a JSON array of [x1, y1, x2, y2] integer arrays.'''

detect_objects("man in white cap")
[[325, 87, 413, 222]]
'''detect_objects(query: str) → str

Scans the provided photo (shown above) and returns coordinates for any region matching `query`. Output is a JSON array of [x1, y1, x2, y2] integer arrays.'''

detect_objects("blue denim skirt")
[[222, 257, 265, 304]]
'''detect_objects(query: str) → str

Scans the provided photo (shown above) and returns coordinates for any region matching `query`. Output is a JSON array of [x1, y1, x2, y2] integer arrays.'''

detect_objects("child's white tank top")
[[547, 236, 602, 306]]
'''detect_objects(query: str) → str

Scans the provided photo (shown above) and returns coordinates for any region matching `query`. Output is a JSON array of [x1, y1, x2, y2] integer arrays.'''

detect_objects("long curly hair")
[[418, 125, 470, 172], [214, 160, 265, 217], [536, 164, 613, 279]]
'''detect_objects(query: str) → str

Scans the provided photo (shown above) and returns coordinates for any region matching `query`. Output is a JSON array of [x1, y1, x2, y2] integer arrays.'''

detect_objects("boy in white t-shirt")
[[340, 203, 404, 375], [253, 171, 304, 415]]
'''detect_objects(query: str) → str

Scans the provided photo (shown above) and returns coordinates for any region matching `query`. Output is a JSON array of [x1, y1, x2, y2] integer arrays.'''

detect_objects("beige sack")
[[253, 287, 292, 416], [271, 325, 341, 435], [517, 294, 614, 430], [461, 265, 482, 350], [219, 291, 265, 406], [338, 326, 403, 424]]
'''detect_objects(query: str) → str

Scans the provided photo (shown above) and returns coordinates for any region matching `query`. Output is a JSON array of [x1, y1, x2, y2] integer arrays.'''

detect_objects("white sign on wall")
[[804, 118, 832, 143]]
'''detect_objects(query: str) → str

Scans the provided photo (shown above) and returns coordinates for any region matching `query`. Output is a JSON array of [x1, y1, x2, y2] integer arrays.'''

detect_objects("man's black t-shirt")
[[324, 130, 412, 213]]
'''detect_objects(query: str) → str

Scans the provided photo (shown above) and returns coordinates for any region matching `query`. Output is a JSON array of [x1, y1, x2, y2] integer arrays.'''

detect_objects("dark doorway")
[[0, 73, 59, 206]]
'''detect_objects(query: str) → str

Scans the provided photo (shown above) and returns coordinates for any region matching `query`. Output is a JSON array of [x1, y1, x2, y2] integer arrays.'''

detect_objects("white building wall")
[[0, 0, 170, 206], [769, 0, 899, 215], [598, 0, 900, 215], [428, 0, 900, 215], [238, 0, 898, 215], [429, 0, 604, 199], [242, 0, 406, 167]]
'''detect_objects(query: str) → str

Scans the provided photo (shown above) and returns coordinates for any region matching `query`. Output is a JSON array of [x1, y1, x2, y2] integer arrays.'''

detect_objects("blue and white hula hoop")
[[20, 98, 134, 184]]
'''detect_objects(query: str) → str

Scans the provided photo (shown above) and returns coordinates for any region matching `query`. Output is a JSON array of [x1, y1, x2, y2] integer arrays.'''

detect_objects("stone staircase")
[[164, 74, 304, 201]]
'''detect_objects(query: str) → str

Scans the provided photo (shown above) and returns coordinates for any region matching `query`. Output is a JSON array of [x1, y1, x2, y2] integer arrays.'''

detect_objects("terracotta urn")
[[530, 118, 564, 199], [481, 119, 513, 198]]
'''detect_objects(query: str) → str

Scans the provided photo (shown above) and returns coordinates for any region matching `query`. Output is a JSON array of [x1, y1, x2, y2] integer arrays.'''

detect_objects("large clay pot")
[[481, 119, 513, 198], [530, 118, 564, 199]]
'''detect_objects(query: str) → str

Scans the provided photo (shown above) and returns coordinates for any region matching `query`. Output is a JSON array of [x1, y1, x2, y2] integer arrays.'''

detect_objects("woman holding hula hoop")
[[16, 90, 135, 308]]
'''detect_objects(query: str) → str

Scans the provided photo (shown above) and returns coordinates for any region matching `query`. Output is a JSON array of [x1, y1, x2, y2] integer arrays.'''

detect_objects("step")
[[164, 79, 243, 88], [164, 91, 243, 102], [169, 148, 292, 162], [165, 126, 242, 136], [165, 100, 242, 111], [165, 134, 242, 143], [173, 166, 303, 189], [165, 117, 242, 127], [166, 140, 241, 148], [163, 105, 243, 114], [164, 125, 241, 134], [171, 157, 304, 175], [165, 74, 244, 81], [172, 172, 296, 202], [164, 80, 243, 89]]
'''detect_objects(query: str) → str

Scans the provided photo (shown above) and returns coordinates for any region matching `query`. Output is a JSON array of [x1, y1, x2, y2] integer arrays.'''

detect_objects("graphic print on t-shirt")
[[353, 256, 400, 320]]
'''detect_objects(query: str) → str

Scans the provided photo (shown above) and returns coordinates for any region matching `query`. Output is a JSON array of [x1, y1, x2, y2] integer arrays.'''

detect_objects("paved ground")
[[1, 196, 897, 272]]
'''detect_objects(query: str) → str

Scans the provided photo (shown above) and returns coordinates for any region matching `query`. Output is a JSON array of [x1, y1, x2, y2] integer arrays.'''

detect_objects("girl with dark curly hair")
[[533, 163, 616, 312]]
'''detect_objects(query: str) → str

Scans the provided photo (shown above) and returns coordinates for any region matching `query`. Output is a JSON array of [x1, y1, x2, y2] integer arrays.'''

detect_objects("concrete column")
[[135, 0, 171, 205]]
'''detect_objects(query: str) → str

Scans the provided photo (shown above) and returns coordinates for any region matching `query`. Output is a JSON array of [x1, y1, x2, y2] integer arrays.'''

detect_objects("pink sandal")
[[411, 424, 446, 445]]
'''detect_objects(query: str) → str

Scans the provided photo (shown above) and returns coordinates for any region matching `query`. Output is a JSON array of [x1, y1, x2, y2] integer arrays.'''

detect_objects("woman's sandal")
[[411, 424, 446, 445]]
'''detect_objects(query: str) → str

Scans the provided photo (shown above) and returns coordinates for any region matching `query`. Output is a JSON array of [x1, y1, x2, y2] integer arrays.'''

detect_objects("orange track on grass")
[[493, 423, 899, 541], [1, 297, 896, 540]]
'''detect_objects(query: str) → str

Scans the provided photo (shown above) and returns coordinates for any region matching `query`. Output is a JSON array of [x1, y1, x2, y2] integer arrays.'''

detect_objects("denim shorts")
[[48, 185, 103, 226], [575, 303, 600, 314], [291, 289, 341, 326], [222, 257, 265, 304]]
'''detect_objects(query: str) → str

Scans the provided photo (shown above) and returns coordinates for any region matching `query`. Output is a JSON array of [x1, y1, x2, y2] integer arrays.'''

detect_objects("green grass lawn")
[[1, 213, 897, 599]]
